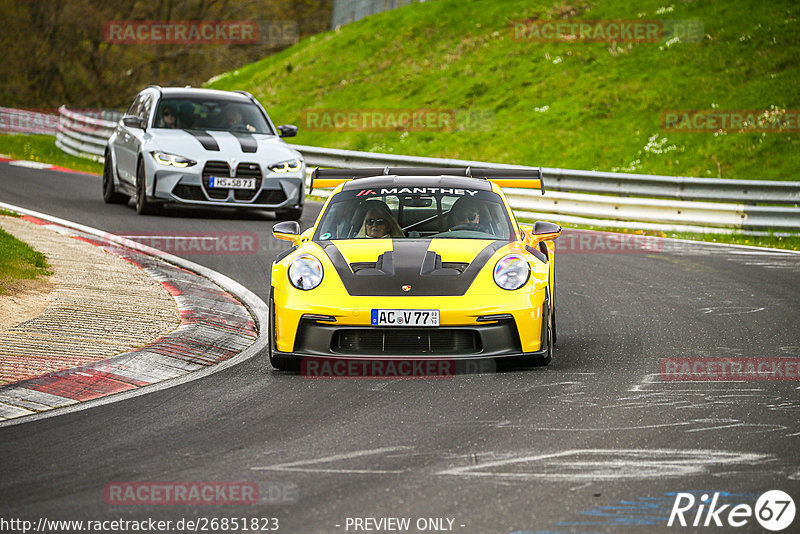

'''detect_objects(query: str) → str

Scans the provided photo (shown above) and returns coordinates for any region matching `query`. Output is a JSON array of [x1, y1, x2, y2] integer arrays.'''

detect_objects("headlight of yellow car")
[[288, 254, 323, 290], [493, 254, 530, 290]]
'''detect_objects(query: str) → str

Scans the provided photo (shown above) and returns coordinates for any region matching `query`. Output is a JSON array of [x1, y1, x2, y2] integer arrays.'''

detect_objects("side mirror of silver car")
[[278, 125, 298, 138], [122, 115, 146, 129]]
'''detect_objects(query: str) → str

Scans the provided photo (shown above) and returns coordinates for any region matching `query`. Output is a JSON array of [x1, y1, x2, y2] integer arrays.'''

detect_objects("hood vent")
[[349, 251, 466, 276]]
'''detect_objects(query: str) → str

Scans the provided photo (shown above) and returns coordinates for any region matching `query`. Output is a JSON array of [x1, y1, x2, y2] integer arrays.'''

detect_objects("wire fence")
[[331, 0, 420, 28]]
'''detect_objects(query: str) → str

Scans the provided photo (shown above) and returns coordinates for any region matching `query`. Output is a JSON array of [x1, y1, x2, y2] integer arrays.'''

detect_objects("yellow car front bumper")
[[271, 286, 548, 360]]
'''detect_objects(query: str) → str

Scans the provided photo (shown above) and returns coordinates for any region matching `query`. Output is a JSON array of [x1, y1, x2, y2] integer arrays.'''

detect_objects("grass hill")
[[206, 0, 800, 181]]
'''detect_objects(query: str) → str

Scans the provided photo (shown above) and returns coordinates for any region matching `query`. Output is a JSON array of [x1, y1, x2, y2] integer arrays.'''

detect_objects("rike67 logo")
[[668, 490, 795, 531]]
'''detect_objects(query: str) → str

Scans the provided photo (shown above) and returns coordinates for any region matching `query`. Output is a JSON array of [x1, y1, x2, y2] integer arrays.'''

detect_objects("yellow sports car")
[[269, 167, 561, 372]]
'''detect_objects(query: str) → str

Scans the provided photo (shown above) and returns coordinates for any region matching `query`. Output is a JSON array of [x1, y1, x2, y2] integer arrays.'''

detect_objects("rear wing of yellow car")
[[309, 167, 545, 194]]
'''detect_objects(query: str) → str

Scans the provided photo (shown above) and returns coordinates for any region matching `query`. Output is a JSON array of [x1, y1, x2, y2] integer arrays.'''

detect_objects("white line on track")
[[251, 446, 411, 474]]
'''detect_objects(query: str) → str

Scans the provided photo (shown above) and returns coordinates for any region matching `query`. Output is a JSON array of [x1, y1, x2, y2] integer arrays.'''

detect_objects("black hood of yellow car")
[[321, 240, 507, 296]]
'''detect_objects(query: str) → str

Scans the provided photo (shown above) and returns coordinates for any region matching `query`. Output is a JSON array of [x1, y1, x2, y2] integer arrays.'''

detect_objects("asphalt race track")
[[1, 161, 799, 533]]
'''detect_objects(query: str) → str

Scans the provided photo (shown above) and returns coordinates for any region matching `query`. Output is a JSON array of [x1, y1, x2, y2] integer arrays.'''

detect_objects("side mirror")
[[273, 220, 301, 245], [122, 115, 146, 129], [532, 221, 562, 241], [278, 124, 298, 138]]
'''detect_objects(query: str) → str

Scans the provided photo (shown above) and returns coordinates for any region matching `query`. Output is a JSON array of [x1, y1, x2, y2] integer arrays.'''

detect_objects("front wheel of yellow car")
[[527, 289, 553, 367], [268, 288, 298, 371], [551, 262, 558, 345]]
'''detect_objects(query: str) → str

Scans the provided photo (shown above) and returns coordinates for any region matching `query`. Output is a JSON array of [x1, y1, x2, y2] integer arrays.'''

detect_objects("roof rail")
[[310, 167, 544, 194]]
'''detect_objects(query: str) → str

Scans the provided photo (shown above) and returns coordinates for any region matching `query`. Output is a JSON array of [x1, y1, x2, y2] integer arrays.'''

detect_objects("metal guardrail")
[[51, 107, 800, 232], [55, 106, 117, 162], [292, 144, 800, 205], [0, 107, 60, 135], [291, 144, 800, 232]]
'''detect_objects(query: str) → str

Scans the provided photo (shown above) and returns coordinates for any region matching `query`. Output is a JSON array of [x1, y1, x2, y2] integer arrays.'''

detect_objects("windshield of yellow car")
[[313, 189, 514, 241]]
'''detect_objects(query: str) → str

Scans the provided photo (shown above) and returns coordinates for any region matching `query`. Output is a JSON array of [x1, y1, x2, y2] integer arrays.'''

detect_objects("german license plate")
[[371, 309, 440, 326], [209, 176, 256, 189]]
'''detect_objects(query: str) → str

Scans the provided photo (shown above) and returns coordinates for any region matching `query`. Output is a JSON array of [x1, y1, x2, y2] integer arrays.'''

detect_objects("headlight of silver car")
[[151, 151, 196, 168], [288, 254, 323, 290], [269, 158, 303, 173], [493, 254, 530, 290]]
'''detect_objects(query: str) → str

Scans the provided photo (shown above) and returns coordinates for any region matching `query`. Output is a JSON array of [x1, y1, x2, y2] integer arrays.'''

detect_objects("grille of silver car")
[[202, 161, 230, 200], [234, 163, 262, 201]]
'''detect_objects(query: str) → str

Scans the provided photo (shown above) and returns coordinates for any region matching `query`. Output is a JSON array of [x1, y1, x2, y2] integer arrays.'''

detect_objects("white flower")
[[655, 5, 674, 14], [612, 159, 641, 172], [643, 134, 679, 154]]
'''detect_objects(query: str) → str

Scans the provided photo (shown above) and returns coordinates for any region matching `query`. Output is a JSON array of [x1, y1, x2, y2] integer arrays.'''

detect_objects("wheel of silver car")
[[135, 157, 157, 216], [102, 150, 129, 204]]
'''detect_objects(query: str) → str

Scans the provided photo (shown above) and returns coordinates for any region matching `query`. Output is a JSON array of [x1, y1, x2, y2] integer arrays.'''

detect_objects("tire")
[[135, 157, 158, 215], [267, 288, 276, 363], [268, 288, 297, 371], [551, 260, 558, 345], [102, 150, 129, 204], [275, 207, 302, 221], [527, 289, 553, 367]]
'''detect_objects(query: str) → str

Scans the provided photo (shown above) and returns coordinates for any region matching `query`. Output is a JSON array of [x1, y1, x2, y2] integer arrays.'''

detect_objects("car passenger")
[[158, 105, 177, 128], [356, 201, 404, 238], [448, 197, 487, 232], [225, 106, 251, 131]]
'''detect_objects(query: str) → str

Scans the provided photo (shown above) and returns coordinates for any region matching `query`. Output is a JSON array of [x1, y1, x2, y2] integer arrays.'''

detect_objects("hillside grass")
[[0, 134, 103, 174], [207, 0, 800, 180]]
